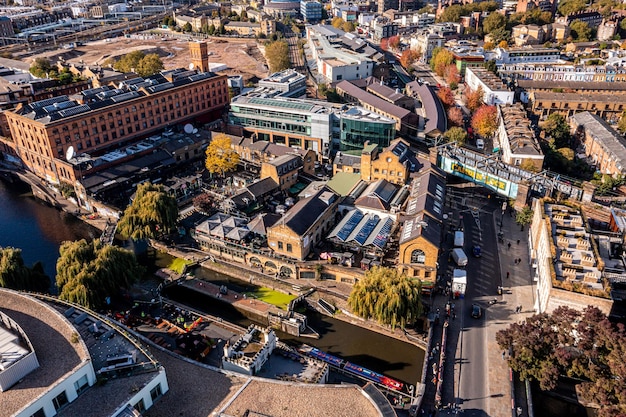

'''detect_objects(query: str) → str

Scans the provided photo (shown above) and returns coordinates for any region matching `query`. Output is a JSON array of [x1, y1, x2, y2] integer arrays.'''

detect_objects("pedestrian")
[[517, 239, 520, 245], [453, 312, 456, 320], [518, 258, 522, 264], [507, 242, 511, 250], [506, 271, 510, 279]]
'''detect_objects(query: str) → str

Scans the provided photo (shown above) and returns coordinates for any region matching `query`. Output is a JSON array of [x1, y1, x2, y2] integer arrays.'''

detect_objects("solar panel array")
[[58, 104, 91, 118], [249, 97, 314, 112], [336, 210, 364, 241], [354, 215, 380, 245], [29, 96, 69, 110], [372, 218, 393, 248]]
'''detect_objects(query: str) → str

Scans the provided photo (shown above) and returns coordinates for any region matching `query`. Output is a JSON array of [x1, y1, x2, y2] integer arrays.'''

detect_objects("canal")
[[163, 264, 425, 386], [0, 179, 100, 282]]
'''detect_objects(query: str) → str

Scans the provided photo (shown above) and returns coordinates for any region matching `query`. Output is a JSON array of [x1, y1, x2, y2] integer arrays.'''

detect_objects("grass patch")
[[245, 287, 296, 310], [168, 257, 193, 274]]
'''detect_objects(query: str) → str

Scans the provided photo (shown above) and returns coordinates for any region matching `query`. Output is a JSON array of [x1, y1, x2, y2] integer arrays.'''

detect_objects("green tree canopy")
[[183, 22, 192, 32], [483, 12, 507, 34], [618, 111, 626, 134], [497, 306, 626, 416], [348, 266, 422, 329], [444, 127, 469, 144], [515, 205, 533, 227], [56, 239, 144, 309], [430, 47, 454, 75], [265, 40, 291, 73], [117, 182, 179, 240], [112, 51, 164, 77], [29, 57, 55, 78], [570, 20, 592, 42], [558, 0, 587, 16], [0, 246, 50, 293], [541, 113, 570, 148], [205, 133, 240, 177]]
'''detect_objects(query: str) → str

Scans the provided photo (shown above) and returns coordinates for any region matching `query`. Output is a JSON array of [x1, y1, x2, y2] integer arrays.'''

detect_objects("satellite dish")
[[66, 146, 75, 161], [184, 124, 193, 134], [192, 128, 198, 134], [189, 63, 195, 70]]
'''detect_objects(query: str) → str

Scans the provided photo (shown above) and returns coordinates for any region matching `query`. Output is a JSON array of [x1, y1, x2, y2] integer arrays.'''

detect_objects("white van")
[[451, 248, 468, 267], [454, 231, 464, 247]]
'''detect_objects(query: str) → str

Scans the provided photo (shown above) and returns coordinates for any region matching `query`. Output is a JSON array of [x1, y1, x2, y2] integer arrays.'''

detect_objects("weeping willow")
[[117, 182, 178, 240], [56, 239, 144, 309], [348, 266, 422, 329]]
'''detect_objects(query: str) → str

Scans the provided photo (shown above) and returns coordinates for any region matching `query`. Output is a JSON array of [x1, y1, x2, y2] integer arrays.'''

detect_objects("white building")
[[465, 67, 514, 105], [410, 31, 444, 63], [306, 25, 374, 83], [222, 325, 277, 375], [492, 46, 561, 65], [0, 289, 168, 417]]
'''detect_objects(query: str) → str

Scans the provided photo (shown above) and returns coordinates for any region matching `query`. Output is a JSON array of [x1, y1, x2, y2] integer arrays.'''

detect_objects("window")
[[74, 374, 89, 395], [53, 391, 69, 411], [278, 242, 284, 250], [134, 399, 146, 413], [286, 243, 293, 252], [150, 384, 163, 401], [30, 409, 45, 417], [411, 250, 426, 264]]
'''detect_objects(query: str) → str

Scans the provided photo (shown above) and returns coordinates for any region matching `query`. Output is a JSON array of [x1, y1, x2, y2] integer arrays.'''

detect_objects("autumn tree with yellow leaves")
[[205, 134, 240, 177]]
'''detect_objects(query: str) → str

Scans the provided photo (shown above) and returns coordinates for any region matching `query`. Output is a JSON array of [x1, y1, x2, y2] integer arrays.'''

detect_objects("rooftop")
[[336, 80, 411, 119], [570, 112, 626, 171], [499, 104, 542, 156], [532, 91, 619, 103], [518, 79, 626, 91], [467, 67, 510, 92], [13, 69, 222, 124]]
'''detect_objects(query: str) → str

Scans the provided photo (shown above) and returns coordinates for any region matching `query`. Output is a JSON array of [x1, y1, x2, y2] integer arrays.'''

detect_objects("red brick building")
[[5, 68, 228, 184]]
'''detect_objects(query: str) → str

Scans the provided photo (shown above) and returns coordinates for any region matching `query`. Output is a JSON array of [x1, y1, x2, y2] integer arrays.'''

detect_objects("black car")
[[471, 304, 482, 319]]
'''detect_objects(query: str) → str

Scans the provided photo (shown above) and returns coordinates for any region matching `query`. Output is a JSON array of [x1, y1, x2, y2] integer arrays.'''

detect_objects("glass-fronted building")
[[339, 108, 395, 153]]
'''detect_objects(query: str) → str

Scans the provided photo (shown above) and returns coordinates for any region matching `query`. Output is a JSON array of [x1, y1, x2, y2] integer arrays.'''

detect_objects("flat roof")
[[0, 289, 89, 416], [218, 379, 384, 417]]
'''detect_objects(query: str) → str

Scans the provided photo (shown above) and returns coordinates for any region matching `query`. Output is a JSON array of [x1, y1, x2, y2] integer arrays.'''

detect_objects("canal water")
[[164, 265, 425, 386], [0, 180, 100, 282]]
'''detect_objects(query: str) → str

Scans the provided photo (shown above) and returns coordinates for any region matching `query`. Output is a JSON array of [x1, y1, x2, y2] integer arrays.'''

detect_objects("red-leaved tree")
[[471, 105, 498, 137], [436, 86, 456, 108], [447, 107, 464, 127]]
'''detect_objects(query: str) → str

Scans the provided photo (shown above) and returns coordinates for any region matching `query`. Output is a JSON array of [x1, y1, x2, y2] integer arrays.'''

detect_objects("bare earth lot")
[[27, 35, 269, 83]]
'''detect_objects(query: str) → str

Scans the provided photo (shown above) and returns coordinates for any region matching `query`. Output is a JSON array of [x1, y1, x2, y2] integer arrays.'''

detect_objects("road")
[[436, 187, 502, 416], [412, 62, 438, 86]]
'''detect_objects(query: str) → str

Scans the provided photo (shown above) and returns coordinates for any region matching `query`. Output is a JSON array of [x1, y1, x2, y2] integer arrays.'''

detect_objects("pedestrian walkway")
[[476, 209, 536, 417]]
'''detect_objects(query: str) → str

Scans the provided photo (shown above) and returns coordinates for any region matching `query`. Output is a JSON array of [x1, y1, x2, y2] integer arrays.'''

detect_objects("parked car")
[[471, 304, 482, 319], [472, 245, 482, 257]]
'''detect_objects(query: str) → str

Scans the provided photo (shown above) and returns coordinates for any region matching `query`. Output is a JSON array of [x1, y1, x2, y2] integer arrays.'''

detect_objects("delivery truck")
[[451, 248, 468, 267]]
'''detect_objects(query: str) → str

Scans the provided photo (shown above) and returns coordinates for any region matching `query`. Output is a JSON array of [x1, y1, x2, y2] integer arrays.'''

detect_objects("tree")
[[444, 64, 460, 85], [193, 193, 215, 215], [205, 133, 240, 177], [488, 27, 511, 44], [541, 113, 570, 148], [496, 306, 626, 416], [347, 266, 422, 329], [437, 86, 456, 108], [183, 22, 192, 32], [557, 0, 587, 16], [447, 107, 464, 127], [388, 35, 400, 50], [30, 58, 56, 78], [399, 49, 420, 69], [136, 53, 164, 77], [265, 40, 290, 73], [341, 21, 355, 32], [484, 59, 498, 75], [56, 239, 144, 309], [570, 20, 592, 42], [430, 47, 454, 76], [112, 50, 145, 73], [520, 159, 539, 172], [331, 17, 344, 28], [117, 182, 179, 240], [444, 127, 468, 144], [465, 86, 484, 112], [515, 205, 533, 228], [618, 111, 626, 134], [0, 246, 50, 293], [471, 105, 498, 137], [483, 12, 507, 34], [438, 5, 463, 22]]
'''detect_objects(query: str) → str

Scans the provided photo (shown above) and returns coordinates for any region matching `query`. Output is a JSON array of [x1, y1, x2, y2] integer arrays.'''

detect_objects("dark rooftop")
[[336, 80, 411, 119]]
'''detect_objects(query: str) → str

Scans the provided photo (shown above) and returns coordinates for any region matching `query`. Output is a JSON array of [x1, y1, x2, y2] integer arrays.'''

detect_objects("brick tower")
[[189, 41, 209, 72]]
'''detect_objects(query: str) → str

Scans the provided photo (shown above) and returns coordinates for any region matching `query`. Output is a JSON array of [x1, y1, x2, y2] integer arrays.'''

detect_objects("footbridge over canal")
[[433, 144, 595, 207]]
